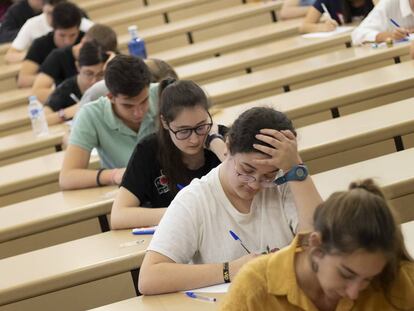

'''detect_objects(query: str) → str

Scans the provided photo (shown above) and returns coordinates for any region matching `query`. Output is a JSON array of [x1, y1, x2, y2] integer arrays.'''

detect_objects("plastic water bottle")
[[128, 25, 147, 59], [28, 95, 49, 137]]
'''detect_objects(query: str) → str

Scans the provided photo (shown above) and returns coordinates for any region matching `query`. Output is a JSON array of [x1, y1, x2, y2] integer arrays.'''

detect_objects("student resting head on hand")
[[220, 179, 414, 311], [110, 79, 227, 230], [138, 107, 322, 295]]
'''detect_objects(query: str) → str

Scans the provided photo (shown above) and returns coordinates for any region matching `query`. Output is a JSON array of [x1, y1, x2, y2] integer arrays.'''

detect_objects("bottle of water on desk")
[[128, 25, 147, 59], [28, 95, 48, 137]]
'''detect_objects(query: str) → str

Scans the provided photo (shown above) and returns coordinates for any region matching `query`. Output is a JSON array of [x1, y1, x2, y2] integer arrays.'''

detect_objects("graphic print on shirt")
[[154, 170, 170, 195]]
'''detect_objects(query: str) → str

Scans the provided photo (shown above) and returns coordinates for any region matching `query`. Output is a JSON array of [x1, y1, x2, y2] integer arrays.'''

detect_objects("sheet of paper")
[[302, 26, 354, 39], [186, 283, 231, 293]]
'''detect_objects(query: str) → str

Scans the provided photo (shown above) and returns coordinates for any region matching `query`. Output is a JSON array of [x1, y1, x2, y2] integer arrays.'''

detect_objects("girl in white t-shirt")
[[138, 107, 323, 295]]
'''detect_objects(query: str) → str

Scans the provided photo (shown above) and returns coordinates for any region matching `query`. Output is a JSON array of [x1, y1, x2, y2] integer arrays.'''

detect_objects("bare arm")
[[17, 60, 39, 88], [299, 6, 338, 34], [5, 46, 26, 63], [280, 0, 310, 20], [32, 72, 54, 103], [138, 250, 256, 295], [59, 144, 122, 190], [45, 103, 80, 126], [110, 187, 167, 230]]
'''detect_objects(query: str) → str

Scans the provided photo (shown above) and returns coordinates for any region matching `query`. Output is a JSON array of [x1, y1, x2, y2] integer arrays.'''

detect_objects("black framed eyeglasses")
[[168, 123, 213, 140]]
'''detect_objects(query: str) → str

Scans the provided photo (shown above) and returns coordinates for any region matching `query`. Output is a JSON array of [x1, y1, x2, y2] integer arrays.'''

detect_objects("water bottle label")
[[29, 108, 40, 118]]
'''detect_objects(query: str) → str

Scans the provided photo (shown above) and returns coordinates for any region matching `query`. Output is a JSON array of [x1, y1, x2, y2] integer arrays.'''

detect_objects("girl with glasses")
[[138, 107, 322, 295], [220, 179, 414, 311], [110, 79, 227, 230]]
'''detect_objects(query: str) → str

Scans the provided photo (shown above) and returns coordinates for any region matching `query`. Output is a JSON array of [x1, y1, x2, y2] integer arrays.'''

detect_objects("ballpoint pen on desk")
[[132, 226, 157, 235], [229, 230, 250, 254], [185, 292, 217, 302]]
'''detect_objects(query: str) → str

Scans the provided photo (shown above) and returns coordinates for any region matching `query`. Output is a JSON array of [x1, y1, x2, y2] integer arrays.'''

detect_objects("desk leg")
[[131, 268, 141, 296], [394, 136, 405, 152], [98, 215, 110, 232]]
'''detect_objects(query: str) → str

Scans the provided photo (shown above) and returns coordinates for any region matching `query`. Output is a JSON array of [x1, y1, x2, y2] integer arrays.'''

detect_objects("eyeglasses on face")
[[234, 160, 278, 188], [168, 123, 213, 140]]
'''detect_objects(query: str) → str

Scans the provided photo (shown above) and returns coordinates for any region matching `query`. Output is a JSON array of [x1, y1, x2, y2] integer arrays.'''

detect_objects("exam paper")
[[302, 26, 354, 39], [187, 283, 231, 293]]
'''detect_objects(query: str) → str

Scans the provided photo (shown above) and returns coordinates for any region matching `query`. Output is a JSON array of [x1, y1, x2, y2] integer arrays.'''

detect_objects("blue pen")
[[390, 18, 409, 37], [185, 291, 216, 302], [229, 230, 250, 254], [132, 226, 157, 235], [177, 184, 185, 190]]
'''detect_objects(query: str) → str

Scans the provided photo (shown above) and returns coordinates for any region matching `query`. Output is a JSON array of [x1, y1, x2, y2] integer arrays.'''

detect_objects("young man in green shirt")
[[59, 55, 159, 190]]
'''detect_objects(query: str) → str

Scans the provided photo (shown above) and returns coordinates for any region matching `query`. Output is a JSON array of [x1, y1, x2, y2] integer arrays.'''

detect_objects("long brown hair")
[[312, 179, 412, 307], [157, 79, 210, 195]]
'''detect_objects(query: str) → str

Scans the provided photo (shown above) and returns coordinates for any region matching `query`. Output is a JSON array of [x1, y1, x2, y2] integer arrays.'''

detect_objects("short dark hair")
[[51, 2, 81, 30], [145, 58, 178, 83], [227, 107, 296, 155], [44, 0, 66, 6], [84, 24, 118, 52], [78, 41, 109, 67], [104, 55, 151, 97]]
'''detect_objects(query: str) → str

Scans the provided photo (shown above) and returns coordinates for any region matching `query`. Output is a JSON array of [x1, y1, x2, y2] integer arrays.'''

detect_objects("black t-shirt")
[[0, 0, 39, 43], [40, 46, 77, 85], [45, 75, 81, 112], [25, 31, 84, 66], [121, 129, 226, 208], [313, 0, 374, 24]]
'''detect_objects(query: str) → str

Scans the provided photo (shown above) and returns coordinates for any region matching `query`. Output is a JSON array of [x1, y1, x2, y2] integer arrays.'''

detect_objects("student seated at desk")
[[300, 0, 374, 34], [280, 0, 315, 20], [17, 1, 84, 88], [44, 41, 108, 126], [5, 0, 93, 64], [138, 107, 322, 295], [111, 79, 227, 230], [352, 0, 414, 45], [32, 23, 117, 103], [220, 179, 414, 311], [59, 55, 159, 190]]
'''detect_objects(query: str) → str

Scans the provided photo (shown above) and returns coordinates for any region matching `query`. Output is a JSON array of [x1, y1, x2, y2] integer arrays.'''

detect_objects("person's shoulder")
[[33, 31, 53, 45], [135, 133, 158, 152], [8, 0, 28, 13], [56, 75, 78, 90], [79, 97, 108, 116], [384, 260, 414, 309]]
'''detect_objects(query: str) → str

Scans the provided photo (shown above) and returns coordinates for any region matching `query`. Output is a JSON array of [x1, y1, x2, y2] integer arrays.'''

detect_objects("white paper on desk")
[[187, 283, 231, 293], [302, 26, 354, 38]]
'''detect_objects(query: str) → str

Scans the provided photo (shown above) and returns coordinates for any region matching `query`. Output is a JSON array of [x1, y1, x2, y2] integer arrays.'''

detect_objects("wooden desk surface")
[[98, 0, 208, 27], [297, 97, 414, 161], [176, 32, 352, 82], [205, 43, 410, 106], [91, 220, 414, 311], [117, 1, 281, 48], [0, 88, 31, 111], [0, 151, 99, 197], [152, 19, 301, 66], [0, 124, 67, 162], [0, 230, 150, 306], [214, 60, 414, 125], [0, 186, 117, 242], [0, 105, 29, 132]]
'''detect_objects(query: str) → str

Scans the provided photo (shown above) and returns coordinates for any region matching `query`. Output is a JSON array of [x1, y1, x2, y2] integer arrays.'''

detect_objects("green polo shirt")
[[69, 83, 159, 168]]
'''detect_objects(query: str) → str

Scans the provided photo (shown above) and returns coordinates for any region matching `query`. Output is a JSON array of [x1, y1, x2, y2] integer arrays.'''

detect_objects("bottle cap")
[[28, 95, 37, 102], [128, 25, 138, 32]]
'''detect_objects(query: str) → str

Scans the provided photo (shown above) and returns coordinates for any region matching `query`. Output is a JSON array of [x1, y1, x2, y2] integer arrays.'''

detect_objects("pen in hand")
[[390, 18, 410, 37], [185, 292, 216, 302], [229, 230, 251, 254]]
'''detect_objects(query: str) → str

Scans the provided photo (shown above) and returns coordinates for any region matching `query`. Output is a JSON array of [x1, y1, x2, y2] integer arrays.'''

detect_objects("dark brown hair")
[[157, 79, 209, 195]]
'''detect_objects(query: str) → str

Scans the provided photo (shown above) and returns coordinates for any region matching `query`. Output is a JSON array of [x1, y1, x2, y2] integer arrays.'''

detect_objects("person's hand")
[[253, 129, 302, 172], [321, 18, 338, 32], [111, 168, 126, 185], [229, 253, 259, 280], [392, 27, 410, 40]]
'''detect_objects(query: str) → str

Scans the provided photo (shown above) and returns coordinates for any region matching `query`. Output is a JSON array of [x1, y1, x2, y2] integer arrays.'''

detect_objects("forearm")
[[139, 261, 223, 295], [33, 87, 53, 104], [375, 31, 394, 43], [289, 175, 322, 232], [17, 73, 36, 88], [280, 6, 310, 20], [59, 168, 117, 190], [46, 104, 79, 126], [5, 49, 25, 63], [209, 138, 227, 162], [110, 207, 167, 230]]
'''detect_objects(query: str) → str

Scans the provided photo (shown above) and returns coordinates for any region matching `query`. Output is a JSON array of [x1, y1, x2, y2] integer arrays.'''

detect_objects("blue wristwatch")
[[274, 164, 308, 185]]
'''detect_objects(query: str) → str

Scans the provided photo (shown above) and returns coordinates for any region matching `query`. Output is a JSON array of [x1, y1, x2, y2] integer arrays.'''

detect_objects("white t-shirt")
[[351, 0, 414, 45], [12, 13, 94, 50], [148, 165, 298, 264]]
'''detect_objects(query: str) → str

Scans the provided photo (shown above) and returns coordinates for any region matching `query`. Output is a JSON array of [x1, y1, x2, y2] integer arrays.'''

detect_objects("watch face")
[[296, 167, 305, 178]]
